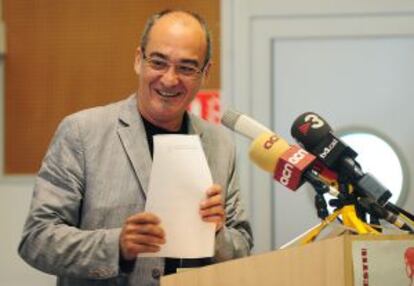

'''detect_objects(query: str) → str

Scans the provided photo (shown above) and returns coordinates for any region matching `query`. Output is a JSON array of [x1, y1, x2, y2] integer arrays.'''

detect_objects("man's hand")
[[200, 184, 225, 232], [119, 212, 166, 261]]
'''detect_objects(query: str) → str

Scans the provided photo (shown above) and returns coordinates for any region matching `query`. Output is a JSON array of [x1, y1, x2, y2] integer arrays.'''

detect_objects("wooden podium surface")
[[161, 234, 413, 286]]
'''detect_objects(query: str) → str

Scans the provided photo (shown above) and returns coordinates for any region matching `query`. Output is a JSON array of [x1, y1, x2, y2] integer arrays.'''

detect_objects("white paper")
[[142, 134, 215, 258]]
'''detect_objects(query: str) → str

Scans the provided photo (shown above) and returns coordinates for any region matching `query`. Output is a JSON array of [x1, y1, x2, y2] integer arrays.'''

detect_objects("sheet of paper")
[[142, 134, 215, 258]]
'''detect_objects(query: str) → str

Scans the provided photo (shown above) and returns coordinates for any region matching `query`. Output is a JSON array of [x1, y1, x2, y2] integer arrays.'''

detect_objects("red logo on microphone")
[[298, 122, 311, 135], [273, 145, 316, 190]]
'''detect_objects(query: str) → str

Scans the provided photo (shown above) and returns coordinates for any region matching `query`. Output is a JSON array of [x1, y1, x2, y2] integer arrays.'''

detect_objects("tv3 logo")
[[304, 114, 324, 129]]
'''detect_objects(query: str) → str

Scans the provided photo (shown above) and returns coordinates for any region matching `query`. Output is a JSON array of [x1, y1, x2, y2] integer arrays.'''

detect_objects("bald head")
[[140, 10, 211, 69]]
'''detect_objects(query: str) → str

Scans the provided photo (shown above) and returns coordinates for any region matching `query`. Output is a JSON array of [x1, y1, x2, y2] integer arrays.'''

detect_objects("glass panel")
[[341, 133, 403, 204]]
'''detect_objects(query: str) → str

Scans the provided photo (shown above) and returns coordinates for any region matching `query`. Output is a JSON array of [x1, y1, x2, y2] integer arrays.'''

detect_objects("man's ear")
[[134, 47, 142, 75], [201, 61, 212, 83]]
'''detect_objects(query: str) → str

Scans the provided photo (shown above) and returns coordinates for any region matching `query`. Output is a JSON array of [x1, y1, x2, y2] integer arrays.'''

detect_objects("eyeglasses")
[[142, 53, 204, 79]]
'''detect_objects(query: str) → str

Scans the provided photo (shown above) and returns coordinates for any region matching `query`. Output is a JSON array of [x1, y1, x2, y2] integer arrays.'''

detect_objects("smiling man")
[[135, 11, 210, 131], [18, 10, 253, 286]]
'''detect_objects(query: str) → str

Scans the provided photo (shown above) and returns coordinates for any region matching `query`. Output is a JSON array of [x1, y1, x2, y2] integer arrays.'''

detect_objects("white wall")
[[222, 0, 414, 252], [0, 179, 56, 286]]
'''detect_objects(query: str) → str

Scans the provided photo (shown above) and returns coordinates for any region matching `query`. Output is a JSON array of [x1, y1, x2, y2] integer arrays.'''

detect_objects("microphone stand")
[[335, 175, 414, 233], [330, 176, 382, 234], [298, 172, 380, 245]]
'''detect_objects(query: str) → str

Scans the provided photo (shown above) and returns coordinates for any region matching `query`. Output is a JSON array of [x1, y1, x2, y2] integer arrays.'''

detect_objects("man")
[[19, 10, 253, 286]]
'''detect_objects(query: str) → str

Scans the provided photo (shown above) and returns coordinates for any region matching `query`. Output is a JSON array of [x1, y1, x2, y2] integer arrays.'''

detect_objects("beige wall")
[[4, 0, 220, 174]]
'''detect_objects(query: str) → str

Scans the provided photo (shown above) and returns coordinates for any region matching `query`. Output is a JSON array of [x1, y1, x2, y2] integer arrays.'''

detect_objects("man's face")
[[134, 14, 210, 130]]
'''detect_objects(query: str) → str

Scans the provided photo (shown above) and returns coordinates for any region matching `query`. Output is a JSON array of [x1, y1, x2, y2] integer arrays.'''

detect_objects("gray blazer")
[[18, 95, 253, 286]]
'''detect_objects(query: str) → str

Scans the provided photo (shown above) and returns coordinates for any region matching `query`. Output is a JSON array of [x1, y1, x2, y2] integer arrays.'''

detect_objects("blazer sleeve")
[[18, 115, 122, 280], [213, 142, 254, 261]]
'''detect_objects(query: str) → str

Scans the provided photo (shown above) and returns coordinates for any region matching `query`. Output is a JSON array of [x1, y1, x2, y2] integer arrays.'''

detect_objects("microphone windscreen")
[[291, 112, 332, 150], [221, 109, 241, 131], [222, 109, 272, 140]]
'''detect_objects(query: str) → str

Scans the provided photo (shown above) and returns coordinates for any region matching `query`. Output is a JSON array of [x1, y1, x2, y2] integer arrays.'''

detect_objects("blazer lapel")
[[189, 114, 214, 178], [117, 96, 152, 196]]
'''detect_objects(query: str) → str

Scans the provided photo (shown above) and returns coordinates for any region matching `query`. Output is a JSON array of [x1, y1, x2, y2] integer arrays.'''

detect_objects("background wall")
[[4, 0, 221, 174], [222, 0, 414, 253]]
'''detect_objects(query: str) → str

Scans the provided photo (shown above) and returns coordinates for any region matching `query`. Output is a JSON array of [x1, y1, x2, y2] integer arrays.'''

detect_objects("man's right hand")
[[119, 212, 166, 261]]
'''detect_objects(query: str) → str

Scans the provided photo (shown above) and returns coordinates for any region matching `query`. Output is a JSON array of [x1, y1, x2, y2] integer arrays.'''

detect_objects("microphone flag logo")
[[298, 122, 311, 135]]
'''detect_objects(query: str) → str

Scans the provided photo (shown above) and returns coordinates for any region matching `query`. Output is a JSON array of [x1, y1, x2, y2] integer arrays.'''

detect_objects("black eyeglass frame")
[[141, 49, 208, 79]]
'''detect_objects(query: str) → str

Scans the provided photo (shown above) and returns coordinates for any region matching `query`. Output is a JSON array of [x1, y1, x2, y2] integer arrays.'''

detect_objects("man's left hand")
[[200, 184, 225, 232]]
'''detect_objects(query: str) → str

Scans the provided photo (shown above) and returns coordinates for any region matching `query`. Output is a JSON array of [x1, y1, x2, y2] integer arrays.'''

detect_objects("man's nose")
[[160, 66, 180, 86]]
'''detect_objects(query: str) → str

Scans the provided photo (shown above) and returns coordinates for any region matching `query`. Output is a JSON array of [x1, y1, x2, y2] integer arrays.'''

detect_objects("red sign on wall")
[[188, 90, 220, 124]]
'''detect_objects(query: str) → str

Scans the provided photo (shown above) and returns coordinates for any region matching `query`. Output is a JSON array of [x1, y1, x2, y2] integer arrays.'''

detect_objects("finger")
[[127, 233, 166, 246], [126, 212, 161, 225], [124, 224, 166, 241], [136, 224, 166, 238], [201, 185, 223, 209], [200, 196, 223, 210], [201, 214, 224, 223], [120, 234, 163, 260], [200, 205, 225, 218], [123, 243, 161, 258], [206, 184, 222, 197]]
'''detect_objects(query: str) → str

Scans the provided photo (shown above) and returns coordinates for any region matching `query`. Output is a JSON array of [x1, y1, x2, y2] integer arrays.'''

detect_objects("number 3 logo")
[[304, 114, 324, 129]]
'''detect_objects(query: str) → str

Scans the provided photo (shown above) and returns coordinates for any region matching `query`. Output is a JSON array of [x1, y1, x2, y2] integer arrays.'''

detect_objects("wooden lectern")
[[161, 234, 413, 286]]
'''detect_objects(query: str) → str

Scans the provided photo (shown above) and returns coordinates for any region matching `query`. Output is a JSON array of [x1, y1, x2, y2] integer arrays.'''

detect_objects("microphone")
[[291, 112, 358, 172], [222, 109, 341, 197], [221, 109, 272, 140], [249, 133, 316, 191], [357, 196, 413, 233], [222, 109, 414, 232], [291, 112, 392, 206]]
